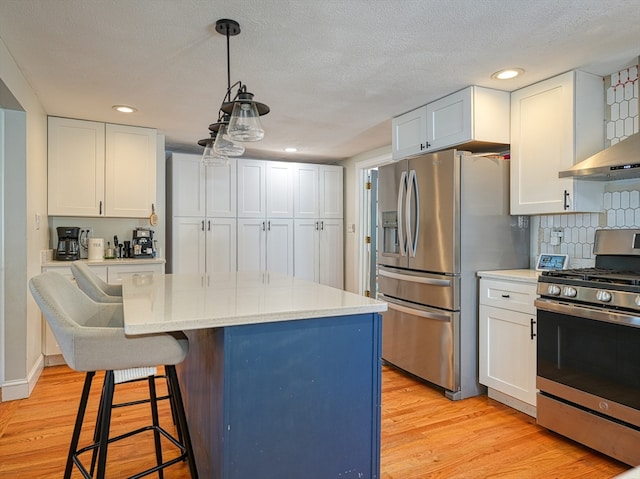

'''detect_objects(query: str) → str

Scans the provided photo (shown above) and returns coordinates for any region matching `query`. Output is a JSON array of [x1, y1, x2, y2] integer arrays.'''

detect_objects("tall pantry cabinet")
[[236, 160, 295, 276], [293, 164, 344, 289], [168, 154, 344, 288], [167, 153, 236, 274]]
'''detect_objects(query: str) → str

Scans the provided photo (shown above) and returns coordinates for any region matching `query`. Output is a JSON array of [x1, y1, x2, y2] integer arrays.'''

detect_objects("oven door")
[[535, 298, 640, 426]]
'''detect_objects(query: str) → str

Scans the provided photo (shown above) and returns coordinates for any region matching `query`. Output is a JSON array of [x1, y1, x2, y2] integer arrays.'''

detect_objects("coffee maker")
[[132, 228, 155, 258], [55, 226, 81, 261]]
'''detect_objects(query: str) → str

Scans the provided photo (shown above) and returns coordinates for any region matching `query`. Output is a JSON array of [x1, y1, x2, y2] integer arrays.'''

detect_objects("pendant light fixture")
[[211, 114, 245, 157], [198, 132, 229, 166], [199, 18, 270, 161]]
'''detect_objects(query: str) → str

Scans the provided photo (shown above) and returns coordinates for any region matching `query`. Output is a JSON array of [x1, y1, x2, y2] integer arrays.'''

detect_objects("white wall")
[[0, 35, 49, 400]]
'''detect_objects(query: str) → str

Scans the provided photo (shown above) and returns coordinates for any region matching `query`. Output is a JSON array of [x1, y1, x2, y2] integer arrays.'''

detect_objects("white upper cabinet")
[[391, 106, 428, 160], [237, 159, 294, 218], [266, 161, 294, 218], [392, 86, 510, 160], [171, 153, 206, 217], [206, 161, 237, 218], [510, 70, 605, 215], [171, 153, 236, 218], [48, 117, 156, 217], [293, 163, 343, 219], [48, 117, 106, 216], [319, 166, 343, 219], [426, 86, 509, 151], [237, 159, 266, 218], [104, 123, 157, 217]]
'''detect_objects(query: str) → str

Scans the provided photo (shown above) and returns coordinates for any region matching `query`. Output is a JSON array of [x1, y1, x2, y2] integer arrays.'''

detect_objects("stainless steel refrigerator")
[[377, 149, 529, 400]]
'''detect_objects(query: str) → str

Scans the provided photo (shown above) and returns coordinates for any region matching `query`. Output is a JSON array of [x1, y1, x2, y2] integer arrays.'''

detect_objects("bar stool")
[[29, 271, 198, 479], [71, 261, 122, 303], [69, 261, 190, 470]]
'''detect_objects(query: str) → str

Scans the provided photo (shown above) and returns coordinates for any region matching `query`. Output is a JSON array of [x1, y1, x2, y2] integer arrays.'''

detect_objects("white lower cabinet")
[[172, 217, 236, 274], [237, 219, 294, 276], [293, 219, 343, 289], [479, 276, 538, 416]]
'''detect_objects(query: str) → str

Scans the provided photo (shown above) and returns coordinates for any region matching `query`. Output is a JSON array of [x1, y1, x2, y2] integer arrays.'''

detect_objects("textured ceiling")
[[0, 0, 638, 162]]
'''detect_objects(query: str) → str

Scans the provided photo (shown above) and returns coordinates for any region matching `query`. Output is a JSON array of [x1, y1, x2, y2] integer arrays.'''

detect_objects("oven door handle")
[[535, 298, 640, 328], [379, 268, 451, 287]]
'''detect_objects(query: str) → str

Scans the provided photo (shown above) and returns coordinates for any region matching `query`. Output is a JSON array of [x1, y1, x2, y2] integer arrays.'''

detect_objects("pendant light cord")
[[226, 27, 231, 103]]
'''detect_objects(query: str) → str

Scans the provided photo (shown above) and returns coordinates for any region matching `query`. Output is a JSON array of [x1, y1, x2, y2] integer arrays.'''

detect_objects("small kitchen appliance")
[[132, 228, 155, 258], [55, 226, 81, 261], [535, 228, 640, 466]]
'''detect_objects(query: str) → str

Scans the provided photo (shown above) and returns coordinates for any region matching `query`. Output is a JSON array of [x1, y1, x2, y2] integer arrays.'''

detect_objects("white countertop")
[[477, 269, 540, 283], [42, 258, 165, 267], [122, 272, 388, 334]]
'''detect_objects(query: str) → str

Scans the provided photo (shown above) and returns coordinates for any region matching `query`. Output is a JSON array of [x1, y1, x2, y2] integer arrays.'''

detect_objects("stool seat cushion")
[[71, 261, 122, 303], [30, 272, 188, 372]]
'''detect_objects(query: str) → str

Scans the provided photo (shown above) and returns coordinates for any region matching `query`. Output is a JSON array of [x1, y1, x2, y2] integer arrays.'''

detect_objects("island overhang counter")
[[122, 271, 387, 479]]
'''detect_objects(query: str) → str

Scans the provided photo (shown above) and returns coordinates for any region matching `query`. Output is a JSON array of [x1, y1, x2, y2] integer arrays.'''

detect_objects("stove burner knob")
[[596, 290, 612, 302], [563, 286, 577, 298], [547, 285, 561, 296]]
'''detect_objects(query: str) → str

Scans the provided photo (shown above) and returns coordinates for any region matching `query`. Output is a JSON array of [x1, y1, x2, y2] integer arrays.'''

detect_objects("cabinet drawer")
[[107, 263, 164, 283], [42, 264, 107, 282], [479, 279, 537, 314]]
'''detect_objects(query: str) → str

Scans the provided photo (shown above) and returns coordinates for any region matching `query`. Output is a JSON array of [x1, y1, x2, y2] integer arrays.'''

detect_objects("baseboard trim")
[[488, 387, 537, 418], [0, 354, 44, 401]]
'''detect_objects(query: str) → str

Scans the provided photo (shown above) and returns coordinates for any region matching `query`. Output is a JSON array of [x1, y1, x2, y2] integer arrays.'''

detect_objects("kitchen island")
[[122, 271, 387, 479]]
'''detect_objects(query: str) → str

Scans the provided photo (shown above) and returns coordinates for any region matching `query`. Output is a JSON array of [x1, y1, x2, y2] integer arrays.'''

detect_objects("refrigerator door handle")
[[378, 268, 451, 287], [397, 171, 408, 256], [406, 169, 419, 257], [387, 301, 451, 322]]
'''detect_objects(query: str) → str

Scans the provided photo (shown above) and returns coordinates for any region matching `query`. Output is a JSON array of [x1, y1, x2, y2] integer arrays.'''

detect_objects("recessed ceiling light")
[[112, 104, 137, 113], [285, 147, 298, 153], [491, 68, 524, 80]]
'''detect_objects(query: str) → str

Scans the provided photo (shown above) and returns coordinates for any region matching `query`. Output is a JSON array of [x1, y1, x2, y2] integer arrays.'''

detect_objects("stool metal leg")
[[65, 371, 95, 479], [148, 375, 164, 479], [96, 370, 115, 479], [165, 365, 198, 478]]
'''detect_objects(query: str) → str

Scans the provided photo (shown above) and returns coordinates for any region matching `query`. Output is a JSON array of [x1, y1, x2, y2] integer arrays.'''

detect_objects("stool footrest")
[[72, 424, 187, 479]]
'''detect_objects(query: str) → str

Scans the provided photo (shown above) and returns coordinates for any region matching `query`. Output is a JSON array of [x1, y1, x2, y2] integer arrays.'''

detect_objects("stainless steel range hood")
[[558, 132, 640, 180]]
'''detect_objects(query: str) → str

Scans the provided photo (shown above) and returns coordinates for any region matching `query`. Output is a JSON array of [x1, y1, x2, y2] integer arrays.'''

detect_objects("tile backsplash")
[[535, 63, 639, 268]]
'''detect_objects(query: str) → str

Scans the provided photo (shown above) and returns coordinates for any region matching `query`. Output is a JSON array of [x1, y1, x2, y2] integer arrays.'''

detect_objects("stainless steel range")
[[535, 229, 640, 466]]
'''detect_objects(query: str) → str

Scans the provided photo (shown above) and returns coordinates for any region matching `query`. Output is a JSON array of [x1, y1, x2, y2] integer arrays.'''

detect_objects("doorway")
[[355, 152, 392, 297]]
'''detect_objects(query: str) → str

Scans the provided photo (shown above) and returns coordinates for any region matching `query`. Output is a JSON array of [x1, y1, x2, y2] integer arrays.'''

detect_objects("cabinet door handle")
[[501, 294, 510, 298], [201, 220, 205, 231], [267, 220, 271, 231], [262, 221, 266, 231], [420, 142, 431, 150], [563, 190, 570, 210], [207, 220, 211, 231], [315, 221, 319, 231], [530, 318, 537, 340], [320, 220, 324, 231], [99, 201, 102, 215]]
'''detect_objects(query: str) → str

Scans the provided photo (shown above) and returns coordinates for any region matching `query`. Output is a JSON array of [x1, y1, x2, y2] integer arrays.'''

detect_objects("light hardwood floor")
[[0, 364, 631, 478]]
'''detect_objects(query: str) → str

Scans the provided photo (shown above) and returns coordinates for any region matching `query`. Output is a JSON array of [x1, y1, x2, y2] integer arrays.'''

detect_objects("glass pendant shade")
[[213, 123, 245, 157], [228, 100, 265, 142], [202, 141, 229, 166]]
